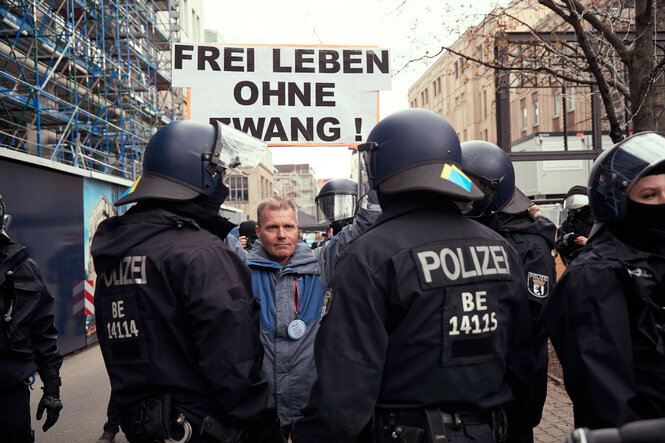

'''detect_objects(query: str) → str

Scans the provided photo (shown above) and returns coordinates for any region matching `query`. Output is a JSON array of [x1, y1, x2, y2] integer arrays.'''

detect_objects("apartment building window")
[[228, 175, 248, 202], [484, 129, 488, 141], [422, 88, 429, 105], [567, 87, 576, 112], [437, 78, 441, 97], [521, 98, 527, 131], [432, 80, 437, 96], [454, 61, 459, 79], [463, 129, 467, 141], [553, 92, 560, 117], [482, 90, 488, 119], [532, 93, 539, 126]]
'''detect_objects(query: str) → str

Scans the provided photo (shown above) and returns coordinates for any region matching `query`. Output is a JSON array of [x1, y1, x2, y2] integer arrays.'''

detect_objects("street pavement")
[[29, 342, 574, 442], [534, 376, 574, 443], [30, 343, 128, 443]]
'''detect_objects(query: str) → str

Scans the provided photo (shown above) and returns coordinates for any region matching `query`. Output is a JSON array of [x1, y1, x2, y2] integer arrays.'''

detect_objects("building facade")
[[223, 150, 275, 221], [0, 0, 204, 181], [274, 163, 319, 217], [406, 0, 618, 197]]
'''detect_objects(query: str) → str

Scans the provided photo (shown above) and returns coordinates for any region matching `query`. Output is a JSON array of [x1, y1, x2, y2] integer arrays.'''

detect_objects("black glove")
[[36, 385, 63, 432]]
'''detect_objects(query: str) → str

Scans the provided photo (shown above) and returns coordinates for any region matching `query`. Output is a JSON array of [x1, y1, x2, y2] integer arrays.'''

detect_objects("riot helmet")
[[563, 186, 589, 211], [460, 140, 515, 217], [116, 120, 266, 206], [588, 132, 665, 222], [358, 109, 483, 201], [315, 178, 358, 225]]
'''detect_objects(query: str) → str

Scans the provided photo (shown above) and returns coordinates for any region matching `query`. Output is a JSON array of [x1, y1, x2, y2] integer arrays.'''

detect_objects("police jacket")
[[245, 205, 380, 427], [292, 196, 533, 442], [496, 212, 557, 428], [0, 238, 62, 390], [91, 205, 272, 426], [555, 207, 594, 265], [542, 224, 665, 429]]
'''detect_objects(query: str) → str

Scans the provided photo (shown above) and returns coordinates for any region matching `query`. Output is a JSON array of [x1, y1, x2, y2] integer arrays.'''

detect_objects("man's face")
[[257, 208, 299, 266]]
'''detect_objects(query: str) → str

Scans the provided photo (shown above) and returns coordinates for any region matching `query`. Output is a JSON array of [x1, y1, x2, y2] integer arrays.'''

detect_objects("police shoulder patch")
[[527, 272, 549, 298]]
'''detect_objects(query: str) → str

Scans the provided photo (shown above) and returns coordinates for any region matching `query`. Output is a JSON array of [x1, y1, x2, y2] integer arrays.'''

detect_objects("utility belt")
[[374, 407, 506, 443], [121, 395, 248, 443]]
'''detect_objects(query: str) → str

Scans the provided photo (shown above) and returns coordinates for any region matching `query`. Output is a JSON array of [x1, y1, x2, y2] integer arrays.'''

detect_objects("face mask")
[[197, 180, 230, 215], [609, 198, 665, 256], [626, 199, 665, 232]]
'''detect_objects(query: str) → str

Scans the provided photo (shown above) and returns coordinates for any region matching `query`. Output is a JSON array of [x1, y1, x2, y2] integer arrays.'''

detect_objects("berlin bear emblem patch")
[[527, 272, 549, 298]]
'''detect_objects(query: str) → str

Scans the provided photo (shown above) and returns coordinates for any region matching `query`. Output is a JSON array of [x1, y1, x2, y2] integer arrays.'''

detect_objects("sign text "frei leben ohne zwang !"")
[[171, 44, 392, 144]]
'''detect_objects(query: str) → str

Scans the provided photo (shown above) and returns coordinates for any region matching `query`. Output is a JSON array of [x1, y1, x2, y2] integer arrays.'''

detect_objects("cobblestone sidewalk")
[[534, 376, 574, 443]]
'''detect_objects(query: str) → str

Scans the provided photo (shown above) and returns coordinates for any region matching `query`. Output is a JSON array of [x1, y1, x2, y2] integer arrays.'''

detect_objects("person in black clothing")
[[461, 140, 557, 442], [292, 109, 533, 442], [555, 185, 594, 265], [91, 120, 282, 442], [542, 131, 665, 429], [0, 194, 63, 442], [238, 220, 259, 250]]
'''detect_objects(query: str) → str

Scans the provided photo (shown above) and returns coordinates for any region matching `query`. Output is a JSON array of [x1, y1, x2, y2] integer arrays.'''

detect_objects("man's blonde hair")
[[257, 197, 298, 226]]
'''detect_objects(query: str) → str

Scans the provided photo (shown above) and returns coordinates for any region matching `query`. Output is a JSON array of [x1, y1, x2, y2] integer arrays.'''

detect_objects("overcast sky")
[[201, 0, 501, 178]]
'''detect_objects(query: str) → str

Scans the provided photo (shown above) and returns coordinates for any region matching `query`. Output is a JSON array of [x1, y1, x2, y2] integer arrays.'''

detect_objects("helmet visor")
[[214, 122, 267, 176], [316, 194, 357, 224], [563, 194, 589, 210], [462, 171, 500, 216], [590, 132, 665, 221]]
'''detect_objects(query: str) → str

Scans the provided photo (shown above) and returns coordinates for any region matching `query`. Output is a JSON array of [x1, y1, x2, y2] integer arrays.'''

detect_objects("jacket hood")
[[498, 213, 557, 249], [247, 239, 319, 273], [91, 207, 201, 273]]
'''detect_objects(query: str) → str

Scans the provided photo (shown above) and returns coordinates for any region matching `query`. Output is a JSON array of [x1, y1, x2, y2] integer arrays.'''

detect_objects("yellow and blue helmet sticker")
[[440, 164, 472, 192], [118, 176, 142, 200]]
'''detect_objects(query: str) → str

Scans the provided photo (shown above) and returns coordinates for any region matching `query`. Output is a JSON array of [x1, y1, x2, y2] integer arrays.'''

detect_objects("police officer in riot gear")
[[542, 131, 665, 429], [461, 141, 557, 442], [315, 177, 359, 236], [91, 121, 281, 442], [0, 194, 63, 442], [292, 109, 533, 442], [555, 185, 594, 265]]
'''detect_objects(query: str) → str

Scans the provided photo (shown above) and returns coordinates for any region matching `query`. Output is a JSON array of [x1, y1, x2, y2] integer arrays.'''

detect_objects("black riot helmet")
[[563, 185, 589, 212], [588, 131, 665, 222], [315, 178, 358, 225], [357, 109, 483, 202], [115, 120, 266, 206], [460, 140, 516, 217]]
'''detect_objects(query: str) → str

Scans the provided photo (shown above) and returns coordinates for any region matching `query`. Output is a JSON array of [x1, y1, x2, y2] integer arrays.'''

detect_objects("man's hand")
[[238, 236, 248, 248], [36, 387, 63, 432], [573, 236, 588, 246]]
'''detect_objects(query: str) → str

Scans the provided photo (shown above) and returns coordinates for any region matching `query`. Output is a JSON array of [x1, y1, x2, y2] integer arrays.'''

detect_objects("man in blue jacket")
[[246, 192, 379, 439]]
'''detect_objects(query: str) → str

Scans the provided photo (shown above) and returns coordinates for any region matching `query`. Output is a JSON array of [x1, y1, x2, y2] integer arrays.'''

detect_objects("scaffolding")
[[0, 0, 185, 179]]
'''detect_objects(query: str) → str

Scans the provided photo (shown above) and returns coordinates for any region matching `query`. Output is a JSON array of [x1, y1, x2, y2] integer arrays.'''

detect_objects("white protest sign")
[[171, 44, 392, 145]]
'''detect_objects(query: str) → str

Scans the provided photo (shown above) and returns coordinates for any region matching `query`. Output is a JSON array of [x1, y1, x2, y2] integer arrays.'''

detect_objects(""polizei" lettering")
[[416, 245, 510, 283], [102, 256, 147, 287]]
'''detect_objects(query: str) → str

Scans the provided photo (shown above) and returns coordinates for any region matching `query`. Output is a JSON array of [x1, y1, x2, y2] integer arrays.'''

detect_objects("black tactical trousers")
[[0, 382, 33, 443]]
